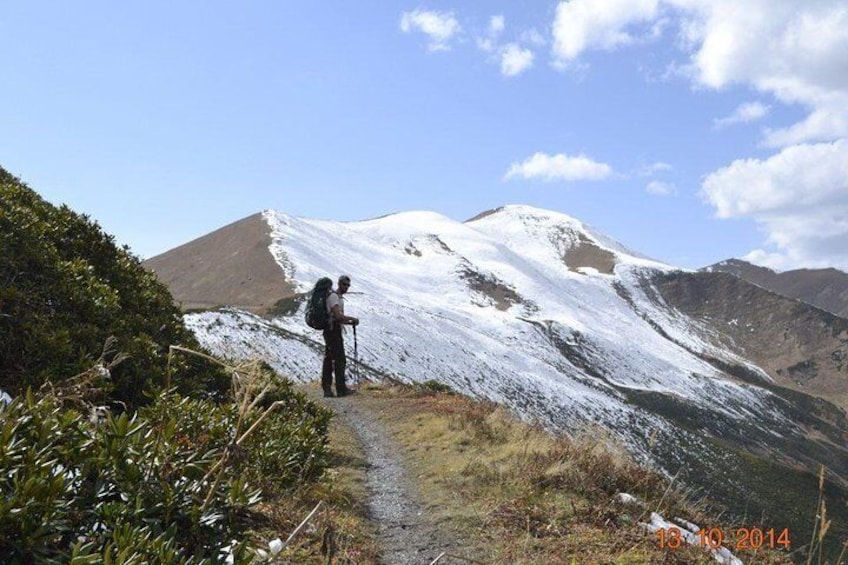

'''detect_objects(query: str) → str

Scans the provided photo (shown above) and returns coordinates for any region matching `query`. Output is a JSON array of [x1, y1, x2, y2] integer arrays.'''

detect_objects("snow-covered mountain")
[[148, 205, 848, 534], [188, 206, 772, 428]]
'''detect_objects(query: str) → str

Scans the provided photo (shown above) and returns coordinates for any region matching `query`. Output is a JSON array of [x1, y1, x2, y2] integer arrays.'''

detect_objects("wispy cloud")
[[713, 102, 771, 130], [520, 28, 546, 46], [637, 161, 672, 176], [505, 152, 613, 182], [646, 180, 676, 195], [500, 44, 534, 77], [763, 102, 848, 147], [489, 15, 505, 36], [400, 9, 461, 52], [473, 14, 538, 77], [477, 14, 504, 52]]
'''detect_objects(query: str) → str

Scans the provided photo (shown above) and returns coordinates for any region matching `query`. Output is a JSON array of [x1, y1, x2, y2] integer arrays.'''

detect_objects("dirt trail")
[[321, 394, 469, 565]]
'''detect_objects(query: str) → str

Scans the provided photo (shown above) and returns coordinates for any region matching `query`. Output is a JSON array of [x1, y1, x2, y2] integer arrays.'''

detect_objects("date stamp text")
[[656, 527, 791, 551]]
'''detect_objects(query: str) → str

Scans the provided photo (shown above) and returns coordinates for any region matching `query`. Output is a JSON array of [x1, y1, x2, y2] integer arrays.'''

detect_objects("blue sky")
[[2, 1, 847, 271]]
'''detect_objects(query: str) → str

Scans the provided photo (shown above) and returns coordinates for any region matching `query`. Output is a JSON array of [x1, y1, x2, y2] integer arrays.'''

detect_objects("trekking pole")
[[353, 325, 359, 389]]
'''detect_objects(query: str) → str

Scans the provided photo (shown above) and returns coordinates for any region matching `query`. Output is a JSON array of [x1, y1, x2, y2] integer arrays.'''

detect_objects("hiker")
[[322, 275, 359, 397]]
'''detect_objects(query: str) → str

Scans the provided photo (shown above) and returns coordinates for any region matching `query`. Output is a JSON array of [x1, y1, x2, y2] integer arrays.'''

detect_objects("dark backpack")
[[305, 277, 333, 330]]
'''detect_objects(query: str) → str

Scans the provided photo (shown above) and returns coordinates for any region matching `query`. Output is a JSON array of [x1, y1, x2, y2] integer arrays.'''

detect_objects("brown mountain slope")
[[648, 270, 848, 409], [708, 259, 848, 318], [143, 212, 294, 313]]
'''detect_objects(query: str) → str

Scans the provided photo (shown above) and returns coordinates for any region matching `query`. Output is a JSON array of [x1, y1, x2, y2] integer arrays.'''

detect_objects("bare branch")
[[282, 501, 323, 550]]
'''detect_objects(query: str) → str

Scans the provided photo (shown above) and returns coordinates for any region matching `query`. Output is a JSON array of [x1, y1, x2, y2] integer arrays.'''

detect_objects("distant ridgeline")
[[0, 166, 229, 409], [707, 258, 848, 318]]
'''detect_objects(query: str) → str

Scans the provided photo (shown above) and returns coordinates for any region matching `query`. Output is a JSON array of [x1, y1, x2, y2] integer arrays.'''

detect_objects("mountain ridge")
[[707, 258, 848, 318], [144, 206, 846, 412], [145, 204, 848, 545]]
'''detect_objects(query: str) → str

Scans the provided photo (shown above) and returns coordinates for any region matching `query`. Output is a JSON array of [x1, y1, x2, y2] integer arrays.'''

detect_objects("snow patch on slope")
[[187, 206, 793, 459]]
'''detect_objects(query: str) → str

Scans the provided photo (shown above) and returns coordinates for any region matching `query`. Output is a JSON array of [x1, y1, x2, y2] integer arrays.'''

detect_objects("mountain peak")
[[359, 210, 456, 228], [466, 204, 582, 226], [466, 204, 665, 268]]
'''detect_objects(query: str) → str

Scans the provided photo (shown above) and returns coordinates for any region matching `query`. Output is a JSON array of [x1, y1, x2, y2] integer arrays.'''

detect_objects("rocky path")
[[321, 394, 470, 565]]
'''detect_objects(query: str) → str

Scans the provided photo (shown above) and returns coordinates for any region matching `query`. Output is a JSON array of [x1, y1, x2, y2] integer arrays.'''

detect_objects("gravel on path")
[[323, 394, 472, 565]]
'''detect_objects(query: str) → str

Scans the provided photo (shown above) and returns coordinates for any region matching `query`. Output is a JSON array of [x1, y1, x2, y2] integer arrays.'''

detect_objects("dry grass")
[[251, 379, 804, 563], [345, 382, 795, 565], [803, 466, 847, 565]]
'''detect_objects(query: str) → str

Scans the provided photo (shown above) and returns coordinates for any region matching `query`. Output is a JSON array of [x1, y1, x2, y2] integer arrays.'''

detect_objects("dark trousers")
[[322, 324, 346, 392]]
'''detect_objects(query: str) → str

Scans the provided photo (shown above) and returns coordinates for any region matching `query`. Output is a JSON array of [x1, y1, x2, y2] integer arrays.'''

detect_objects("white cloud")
[[546, 0, 848, 268], [740, 249, 793, 272], [702, 140, 848, 270], [490, 15, 505, 36], [505, 152, 613, 182], [521, 29, 547, 46], [474, 15, 536, 77], [677, 1, 848, 92], [648, 16, 670, 40], [739, 202, 848, 271], [702, 141, 848, 217], [763, 98, 848, 147], [551, 0, 661, 67], [683, 1, 848, 269], [477, 38, 495, 52], [672, 0, 848, 145], [647, 180, 676, 195], [713, 101, 771, 129], [478, 14, 505, 52], [550, 1, 848, 145], [400, 9, 461, 52], [500, 44, 535, 77], [638, 161, 673, 176]]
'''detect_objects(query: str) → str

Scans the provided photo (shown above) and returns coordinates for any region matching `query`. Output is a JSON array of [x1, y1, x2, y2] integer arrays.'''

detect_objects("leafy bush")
[[235, 368, 331, 493], [0, 167, 333, 562], [0, 366, 331, 564], [0, 166, 229, 409]]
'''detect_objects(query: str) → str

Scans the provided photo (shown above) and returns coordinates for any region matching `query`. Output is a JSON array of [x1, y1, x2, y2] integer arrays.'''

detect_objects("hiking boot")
[[323, 389, 335, 398], [336, 387, 356, 397]]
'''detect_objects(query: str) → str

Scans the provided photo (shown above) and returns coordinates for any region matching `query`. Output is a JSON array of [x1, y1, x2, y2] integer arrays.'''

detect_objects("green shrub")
[[237, 371, 331, 492], [0, 166, 333, 562], [0, 391, 246, 563], [0, 167, 229, 409], [0, 370, 331, 564], [418, 380, 457, 395]]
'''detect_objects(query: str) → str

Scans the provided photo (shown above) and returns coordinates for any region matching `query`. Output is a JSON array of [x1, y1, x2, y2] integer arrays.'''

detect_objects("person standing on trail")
[[323, 275, 359, 397]]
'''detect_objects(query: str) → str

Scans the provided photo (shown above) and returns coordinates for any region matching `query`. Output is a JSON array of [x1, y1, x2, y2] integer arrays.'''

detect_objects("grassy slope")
[[271, 383, 801, 564]]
